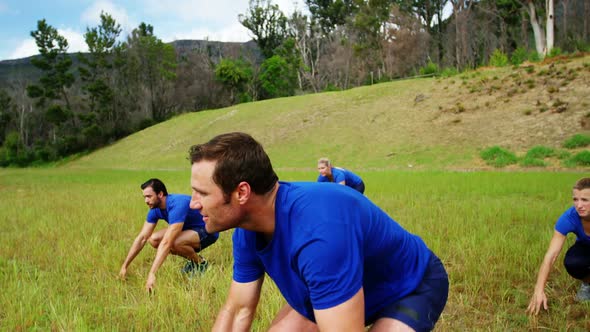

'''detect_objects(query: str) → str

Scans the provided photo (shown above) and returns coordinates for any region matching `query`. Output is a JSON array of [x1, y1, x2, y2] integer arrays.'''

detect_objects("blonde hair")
[[318, 157, 331, 167]]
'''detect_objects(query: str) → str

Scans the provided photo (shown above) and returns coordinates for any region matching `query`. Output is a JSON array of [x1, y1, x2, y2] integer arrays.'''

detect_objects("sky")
[[0, 0, 302, 62]]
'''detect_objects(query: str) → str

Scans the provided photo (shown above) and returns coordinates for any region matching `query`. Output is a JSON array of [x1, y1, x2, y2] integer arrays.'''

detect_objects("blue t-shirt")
[[317, 167, 363, 187], [147, 194, 217, 239], [555, 206, 589, 244], [232, 181, 431, 323]]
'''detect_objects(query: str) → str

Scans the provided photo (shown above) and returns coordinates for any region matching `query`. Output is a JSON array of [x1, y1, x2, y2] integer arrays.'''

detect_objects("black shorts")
[[192, 227, 217, 252], [367, 253, 449, 331]]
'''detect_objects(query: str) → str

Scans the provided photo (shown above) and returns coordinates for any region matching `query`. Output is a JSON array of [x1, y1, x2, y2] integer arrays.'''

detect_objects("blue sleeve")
[[332, 168, 345, 183], [232, 230, 265, 283], [167, 196, 188, 224], [317, 175, 328, 182], [146, 209, 158, 224], [555, 207, 578, 236], [297, 223, 363, 310]]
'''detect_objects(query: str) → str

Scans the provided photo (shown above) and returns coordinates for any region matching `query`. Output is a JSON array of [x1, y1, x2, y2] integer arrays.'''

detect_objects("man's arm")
[[119, 221, 157, 279], [145, 222, 184, 291], [526, 230, 567, 315], [313, 287, 365, 332], [213, 278, 264, 332]]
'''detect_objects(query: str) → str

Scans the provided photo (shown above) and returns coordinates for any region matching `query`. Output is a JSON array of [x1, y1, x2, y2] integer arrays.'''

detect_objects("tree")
[[287, 10, 323, 92], [259, 55, 297, 98], [26, 19, 75, 148], [239, 0, 289, 58], [78, 11, 122, 145], [215, 58, 253, 103], [0, 89, 12, 146], [520, 0, 555, 57], [305, 0, 358, 34], [394, 0, 449, 63], [123, 23, 178, 122]]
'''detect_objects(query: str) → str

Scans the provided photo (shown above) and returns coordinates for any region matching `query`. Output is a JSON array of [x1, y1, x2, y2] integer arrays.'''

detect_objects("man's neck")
[[242, 182, 279, 241], [158, 195, 167, 210]]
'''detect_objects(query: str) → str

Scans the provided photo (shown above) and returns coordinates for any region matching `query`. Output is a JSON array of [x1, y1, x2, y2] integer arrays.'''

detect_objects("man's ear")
[[236, 182, 251, 204]]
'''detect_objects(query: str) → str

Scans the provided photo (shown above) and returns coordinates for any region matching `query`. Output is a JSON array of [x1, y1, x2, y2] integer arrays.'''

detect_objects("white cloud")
[[8, 28, 87, 60], [59, 28, 88, 53], [151, 0, 303, 44], [163, 22, 252, 43], [9, 39, 38, 59]]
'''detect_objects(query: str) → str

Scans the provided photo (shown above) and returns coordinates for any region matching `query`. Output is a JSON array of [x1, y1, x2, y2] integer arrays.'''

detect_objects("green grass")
[[2, 54, 590, 330], [567, 150, 590, 167], [563, 134, 590, 149], [525, 145, 555, 159], [1, 168, 589, 330], [480, 146, 518, 167]]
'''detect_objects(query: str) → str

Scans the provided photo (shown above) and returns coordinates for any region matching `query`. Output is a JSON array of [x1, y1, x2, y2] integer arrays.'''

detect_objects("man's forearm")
[[212, 306, 255, 332], [122, 236, 147, 268], [149, 239, 171, 275]]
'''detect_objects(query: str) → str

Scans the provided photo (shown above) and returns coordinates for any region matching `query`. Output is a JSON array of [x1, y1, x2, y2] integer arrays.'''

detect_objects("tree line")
[[0, 0, 588, 166]]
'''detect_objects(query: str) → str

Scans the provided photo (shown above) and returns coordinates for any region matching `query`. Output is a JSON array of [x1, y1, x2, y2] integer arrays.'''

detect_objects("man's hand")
[[146, 272, 156, 293], [526, 290, 548, 315], [119, 266, 127, 280]]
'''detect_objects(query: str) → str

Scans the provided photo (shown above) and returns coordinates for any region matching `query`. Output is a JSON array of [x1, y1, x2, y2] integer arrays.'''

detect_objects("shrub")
[[556, 150, 571, 160], [520, 157, 547, 167], [489, 49, 509, 67], [323, 83, 340, 92], [511, 47, 528, 66], [419, 61, 439, 76], [528, 51, 542, 62], [563, 134, 590, 149], [440, 67, 458, 78], [547, 47, 563, 58], [526, 145, 555, 159], [568, 151, 590, 166], [573, 40, 590, 52], [480, 146, 518, 167]]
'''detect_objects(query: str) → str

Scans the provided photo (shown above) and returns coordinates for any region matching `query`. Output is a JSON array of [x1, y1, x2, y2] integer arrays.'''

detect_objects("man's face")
[[318, 163, 330, 177], [190, 160, 243, 234], [143, 186, 162, 209], [574, 188, 590, 221]]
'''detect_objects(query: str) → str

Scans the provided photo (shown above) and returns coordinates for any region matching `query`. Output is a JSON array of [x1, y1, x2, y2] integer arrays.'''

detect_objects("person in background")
[[189, 132, 448, 331], [317, 157, 365, 194], [527, 177, 590, 315], [119, 178, 219, 292]]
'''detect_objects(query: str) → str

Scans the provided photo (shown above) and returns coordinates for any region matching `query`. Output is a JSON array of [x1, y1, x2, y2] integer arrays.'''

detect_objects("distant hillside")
[[0, 39, 260, 87], [66, 54, 590, 172]]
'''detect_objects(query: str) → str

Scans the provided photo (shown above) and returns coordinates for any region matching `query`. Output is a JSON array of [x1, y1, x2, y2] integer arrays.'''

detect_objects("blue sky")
[[0, 0, 300, 61]]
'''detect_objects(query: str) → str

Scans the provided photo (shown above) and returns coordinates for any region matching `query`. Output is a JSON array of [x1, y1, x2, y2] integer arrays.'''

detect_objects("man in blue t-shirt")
[[119, 178, 218, 292], [527, 177, 590, 315], [317, 157, 365, 194], [188, 132, 448, 331]]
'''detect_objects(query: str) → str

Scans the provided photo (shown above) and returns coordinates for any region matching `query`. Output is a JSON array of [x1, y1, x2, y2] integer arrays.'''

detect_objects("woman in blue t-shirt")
[[316, 157, 365, 194], [527, 177, 590, 315]]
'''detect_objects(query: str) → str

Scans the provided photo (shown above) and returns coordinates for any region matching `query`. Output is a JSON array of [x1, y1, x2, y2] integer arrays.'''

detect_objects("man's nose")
[[190, 196, 201, 209]]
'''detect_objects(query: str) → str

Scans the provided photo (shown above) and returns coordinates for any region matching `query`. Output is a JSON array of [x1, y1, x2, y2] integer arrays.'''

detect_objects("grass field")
[[1, 55, 589, 331], [1, 168, 589, 331]]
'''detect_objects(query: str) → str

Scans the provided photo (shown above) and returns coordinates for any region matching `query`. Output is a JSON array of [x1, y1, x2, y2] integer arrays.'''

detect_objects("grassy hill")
[[67, 54, 590, 171]]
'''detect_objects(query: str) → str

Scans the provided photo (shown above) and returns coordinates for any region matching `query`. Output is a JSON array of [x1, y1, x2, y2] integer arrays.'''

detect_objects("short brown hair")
[[188, 132, 278, 198], [573, 178, 590, 190]]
